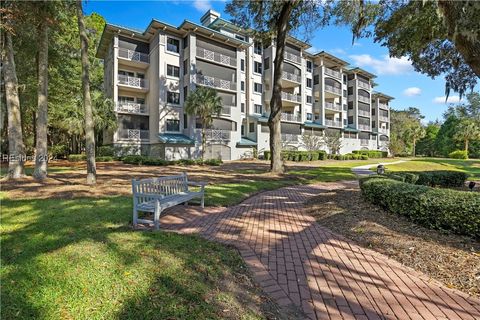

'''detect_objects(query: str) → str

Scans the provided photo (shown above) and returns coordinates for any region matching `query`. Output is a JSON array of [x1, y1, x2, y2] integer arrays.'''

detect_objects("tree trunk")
[[201, 127, 206, 161], [2, 32, 26, 179], [268, 1, 294, 173], [412, 138, 416, 157], [33, 20, 49, 180], [76, 0, 96, 185], [465, 139, 469, 153]]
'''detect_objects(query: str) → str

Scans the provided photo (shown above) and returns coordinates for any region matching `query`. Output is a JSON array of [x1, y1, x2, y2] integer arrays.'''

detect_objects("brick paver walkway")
[[160, 181, 480, 319]]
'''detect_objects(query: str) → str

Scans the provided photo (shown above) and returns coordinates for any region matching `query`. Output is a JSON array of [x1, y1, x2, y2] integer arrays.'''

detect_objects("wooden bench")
[[132, 173, 206, 229]]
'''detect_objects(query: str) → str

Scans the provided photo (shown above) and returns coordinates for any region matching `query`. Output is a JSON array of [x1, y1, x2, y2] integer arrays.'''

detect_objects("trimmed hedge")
[[353, 150, 388, 158], [326, 153, 369, 160], [68, 154, 86, 162], [264, 150, 327, 161], [449, 150, 468, 159], [360, 176, 480, 238], [122, 155, 222, 166], [98, 146, 115, 157], [384, 170, 468, 188]]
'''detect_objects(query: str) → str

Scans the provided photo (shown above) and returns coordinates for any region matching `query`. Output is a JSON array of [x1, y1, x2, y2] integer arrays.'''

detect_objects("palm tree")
[[407, 124, 425, 157], [184, 87, 222, 161], [454, 119, 480, 154]]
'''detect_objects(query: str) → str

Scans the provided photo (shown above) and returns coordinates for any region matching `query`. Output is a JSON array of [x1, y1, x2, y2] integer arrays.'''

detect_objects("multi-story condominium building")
[[96, 10, 393, 160]]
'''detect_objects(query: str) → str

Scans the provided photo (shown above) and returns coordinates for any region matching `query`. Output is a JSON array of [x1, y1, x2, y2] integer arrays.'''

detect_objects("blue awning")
[[343, 127, 359, 133], [236, 137, 257, 147], [304, 122, 326, 129], [158, 133, 195, 145]]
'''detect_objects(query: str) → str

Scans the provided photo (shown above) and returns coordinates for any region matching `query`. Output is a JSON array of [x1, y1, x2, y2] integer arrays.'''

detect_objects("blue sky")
[[85, 0, 472, 122]]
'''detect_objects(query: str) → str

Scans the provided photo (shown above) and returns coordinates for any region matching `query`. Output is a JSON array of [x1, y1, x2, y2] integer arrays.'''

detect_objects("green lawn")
[[1, 195, 271, 320], [0, 166, 79, 178], [382, 158, 480, 179]]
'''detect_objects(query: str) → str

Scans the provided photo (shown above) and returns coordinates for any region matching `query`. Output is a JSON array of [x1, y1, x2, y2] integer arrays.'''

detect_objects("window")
[[254, 83, 262, 94], [344, 119, 347, 125], [264, 57, 270, 69], [254, 41, 262, 55], [313, 75, 319, 85], [254, 61, 262, 74], [306, 113, 313, 121], [306, 78, 312, 88], [348, 87, 353, 95], [372, 108, 376, 115], [348, 101, 353, 109], [249, 122, 255, 133], [183, 36, 188, 49], [183, 60, 188, 75], [183, 86, 188, 100], [166, 119, 180, 132], [343, 89, 347, 97], [167, 64, 180, 78], [241, 81, 245, 91], [183, 114, 188, 129], [348, 116, 354, 124], [306, 96, 312, 104], [235, 34, 245, 41], [254, 104, 262, 114], [343, 75, 347, 84], [137, 98, 145, 105], [166, 37, 180, 53], [241, 125, 245, 135], [241, 59, 245, 72], [241, 103, 245, 113], [306, 61, 312, 73], [372, 121, 376, 128], [119, 96, 135, 103], [136, 73, 144, 79], [167, 92, 180, 104]]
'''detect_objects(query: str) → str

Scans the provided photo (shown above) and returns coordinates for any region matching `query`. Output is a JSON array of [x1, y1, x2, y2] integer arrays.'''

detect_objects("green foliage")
[[68, 154, 86, 162], [122, 155, 222, 167], [352, 150, 387, 158], [360, 177, 480, 238], [389, 108, 424, 156], [449, 150, 469, 160], [48, 144, 69, 159], [97, 145, 115, 157], [203, 159, 223, 166], [416, 122, 441, 157], [384, 170, 467, 187], [95, 156, 114, 162]]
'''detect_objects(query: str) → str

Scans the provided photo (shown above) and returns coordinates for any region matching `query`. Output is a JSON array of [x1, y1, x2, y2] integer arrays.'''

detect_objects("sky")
[[84, 0, 473, 123]]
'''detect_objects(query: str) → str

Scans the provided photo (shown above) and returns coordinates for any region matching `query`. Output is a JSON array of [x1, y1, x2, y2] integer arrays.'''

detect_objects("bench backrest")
[[132, 173, 188, 197]]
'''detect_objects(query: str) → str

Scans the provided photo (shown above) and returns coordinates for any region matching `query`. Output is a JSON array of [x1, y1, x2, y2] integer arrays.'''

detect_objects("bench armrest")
[[187, 181, 207, 187]]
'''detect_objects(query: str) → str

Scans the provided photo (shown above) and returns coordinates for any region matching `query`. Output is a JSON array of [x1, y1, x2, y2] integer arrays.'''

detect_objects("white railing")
[[220, 106, 232, 116], [379, 115, 389, 122], [358, 95, 370, 104], [118, 129, 149, 140], [118, 48, 149, 63], [196, 47, 237, 67], [358, 80, 370, 89], [284, 51, 302, 64], [358, 109, 370, 117], [325, 84, 342, 95], [325, 67, 341, 79], [281, 133, 299, 142], [281, 113, 302, 122], [195, 129, 231, 141], [378, 127, 389, 134], [117, 75, 149, 89], [360, 139, 369, 146], [324, 101, 342, 112], [358, 124, 371, 131], [282, 71, 301, 83], [325, 119, 342, 128], [115, 102, 148, 115], [378, 103, 389, 109], [191, 74, 236, 91], [281, 91, 302, 103]]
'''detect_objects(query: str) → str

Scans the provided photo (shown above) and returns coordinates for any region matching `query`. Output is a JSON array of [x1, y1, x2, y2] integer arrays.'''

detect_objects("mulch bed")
[[305, 187, 480, 297]]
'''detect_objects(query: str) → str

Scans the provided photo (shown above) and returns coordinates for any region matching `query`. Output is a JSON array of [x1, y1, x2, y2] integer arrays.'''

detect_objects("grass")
[[381, 158, 480, 179], [0, 166, 79, 178], [0, 195, 275, 320]]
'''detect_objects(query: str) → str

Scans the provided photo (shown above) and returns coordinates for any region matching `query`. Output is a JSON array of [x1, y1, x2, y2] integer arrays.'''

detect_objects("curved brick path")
[[160, 181, 480, 319]]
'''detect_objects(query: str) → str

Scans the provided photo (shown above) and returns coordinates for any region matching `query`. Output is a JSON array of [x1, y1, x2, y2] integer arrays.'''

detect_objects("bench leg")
[[154, 201, 161, 230], [133, 207, 138, 227], [201, 194, 204, 208]]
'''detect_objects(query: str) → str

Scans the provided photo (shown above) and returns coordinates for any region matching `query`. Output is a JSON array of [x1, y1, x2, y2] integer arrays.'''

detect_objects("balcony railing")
[[191, 74, 236, 91], [284, 51, 302, 64], [325, 67, 341, 79], [379, 115, 389, 122], [325, 101, 342, 112], [281, 91, 302, 103], [378, 127, 389, 134], [281, 113, 302, 123], [118, 129, 149, 140], [196, 47, 237, 68], [220, 106, 233, 116], [325, 119, 342, 128], [358, 95, 370, 104], [118, 48, 149, 64], [325, 84, 342, 95], [358, 109, 371, 117], [117, 75, 149, 89], [358, 124, 371, 131], [360, 139, 369, 146], [281, 133, 299, 142], [358, 81, 370, 90], [115, 102, 148, 115], [195, 129, 231, 141], [378, 103, 389, 109], [282, 71, 301, 83]]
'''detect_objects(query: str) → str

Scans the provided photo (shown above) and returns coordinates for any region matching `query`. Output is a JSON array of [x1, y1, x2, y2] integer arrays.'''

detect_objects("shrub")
[[49, 145, 68, 159], [204, 159, 223, 166], [360, 155, 369, 160], [449, 150, 468, 159], [415, 171, 468, 188], [317, 151, 327, 160], [360, 177, 480, 238], [95, 156, 114, 162], [178, 159, 197, 166], [122, 155, 146, 165], [264, 151, 271, 161], [68, 154, 86, 162], [353, 150, 388, 158], [98, 146, 115, 157]]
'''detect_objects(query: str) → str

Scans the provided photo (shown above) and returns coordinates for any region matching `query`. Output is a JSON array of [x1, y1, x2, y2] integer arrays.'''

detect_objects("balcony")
[[358, 109, 370, 117], [358, 95, 370, 104], [118, 129, 149, 140], [324, 101, 342, 112], [360, 139, 369, 146], [325, 119, 342, 128], [191, 74, 236, 91], [219, 105, 233, 116], [281, 91, 302, 103], [358, 81, 370, 90], [117, 75, 149, 91], [281, 113, 302, 123], [195, 129, 231, 141], [378, 127, 389, 134], [196, 47, 237, 68], [325, 67, 341, 80], [118, 48, 149, 64], [115, 102, 148, 115], [281, 133, 299, 142], [284, 51, 302, 64], [358, 124, 371, 131], [325, 84, 342, 96], [282, 71, 301, 84], [378, 103, 389, 110], [379, 115, 389, 122]]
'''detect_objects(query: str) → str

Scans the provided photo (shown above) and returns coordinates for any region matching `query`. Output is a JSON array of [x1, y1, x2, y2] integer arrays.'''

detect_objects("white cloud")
[[403, 87, 422, 97], [193, 0, 211, 12], [432, 96, 463, 104], [330, 48, 346, 55], [348, 54, 413, 75]]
